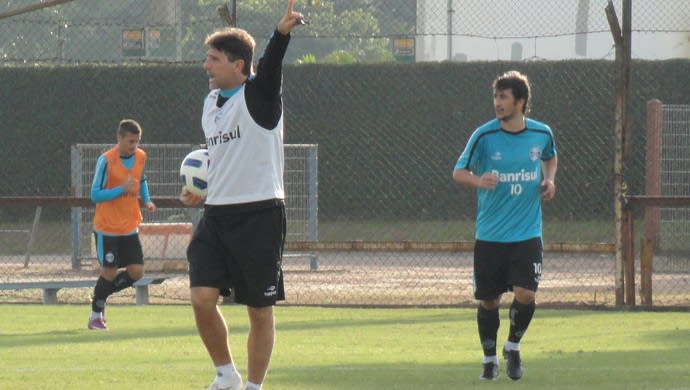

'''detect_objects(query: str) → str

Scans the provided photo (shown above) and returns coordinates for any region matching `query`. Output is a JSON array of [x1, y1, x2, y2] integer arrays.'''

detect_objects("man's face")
[[117, 132, 141, 156], [204, 47, 245, 90], [493, 88, 523, 122]]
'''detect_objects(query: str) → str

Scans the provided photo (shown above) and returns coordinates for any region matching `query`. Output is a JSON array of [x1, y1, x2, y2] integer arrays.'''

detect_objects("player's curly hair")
[[205, 28, 256, 76], [493, 70, 531, 114]]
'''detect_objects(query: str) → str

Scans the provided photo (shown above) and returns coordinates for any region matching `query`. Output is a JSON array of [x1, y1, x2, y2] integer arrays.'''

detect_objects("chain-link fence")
[[1, 0, 689, 307], [642, 102, 690, 272], [2, 0, 688, 64]]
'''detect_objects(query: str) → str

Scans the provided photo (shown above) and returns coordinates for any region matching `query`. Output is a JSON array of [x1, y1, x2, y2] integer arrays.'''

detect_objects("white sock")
[[245, 382, 262, 390], [483, 355, 498, 364], [90, 311, 102, 321], [504, 341, 520, 351], [215, 363, 241, 385]]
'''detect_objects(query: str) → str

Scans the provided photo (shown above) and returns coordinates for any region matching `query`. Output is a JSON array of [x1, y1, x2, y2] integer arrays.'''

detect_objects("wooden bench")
[[0, 206, 42, 267], [0, 277, 167, 305]]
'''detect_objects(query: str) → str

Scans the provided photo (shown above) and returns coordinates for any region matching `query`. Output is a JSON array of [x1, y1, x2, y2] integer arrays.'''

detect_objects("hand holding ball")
[[180, 149, 209, 197]]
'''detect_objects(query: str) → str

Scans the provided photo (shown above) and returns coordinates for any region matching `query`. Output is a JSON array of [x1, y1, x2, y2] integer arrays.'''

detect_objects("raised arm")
[[277, 0, 305, 35]]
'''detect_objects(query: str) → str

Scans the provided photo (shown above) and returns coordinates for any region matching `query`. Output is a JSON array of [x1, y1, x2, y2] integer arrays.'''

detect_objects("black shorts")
[[187, 201, 286, 307], [93, 232, 144, 269], [472, 237, 543, 301]]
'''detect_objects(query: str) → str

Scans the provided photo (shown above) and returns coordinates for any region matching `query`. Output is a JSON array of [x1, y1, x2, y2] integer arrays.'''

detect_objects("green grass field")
[[1, 305, 689, 389]]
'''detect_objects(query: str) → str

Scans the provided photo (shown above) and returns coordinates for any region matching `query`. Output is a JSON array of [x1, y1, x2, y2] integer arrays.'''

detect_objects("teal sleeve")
[[91, 156, 125, 203], [140, 173, 151, 204]]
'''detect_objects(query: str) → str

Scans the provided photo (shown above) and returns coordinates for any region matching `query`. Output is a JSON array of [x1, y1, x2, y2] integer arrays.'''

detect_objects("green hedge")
[[2, 60, 689, 220]]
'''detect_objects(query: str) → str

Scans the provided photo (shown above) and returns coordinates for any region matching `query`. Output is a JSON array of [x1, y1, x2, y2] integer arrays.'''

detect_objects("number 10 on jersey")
[[510, 183, 523, 195]]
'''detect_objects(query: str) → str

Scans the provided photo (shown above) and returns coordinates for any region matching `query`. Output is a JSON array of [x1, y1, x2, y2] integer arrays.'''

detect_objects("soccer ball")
[[180, 149, 209, 197]]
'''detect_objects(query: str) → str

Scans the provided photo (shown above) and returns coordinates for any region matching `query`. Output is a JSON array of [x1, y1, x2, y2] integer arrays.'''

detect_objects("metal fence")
[[0, 143, 318, 304], [68, 143, 317, 259], [643, 103, 690, 273], [1, 0, 689, 307], [658, 104, 690, 263], [2, 1, 688, 64], [70, 143, 201, 267]]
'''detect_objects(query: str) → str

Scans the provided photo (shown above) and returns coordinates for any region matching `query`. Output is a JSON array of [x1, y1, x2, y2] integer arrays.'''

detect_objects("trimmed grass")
[[1, 305, 689, 389]]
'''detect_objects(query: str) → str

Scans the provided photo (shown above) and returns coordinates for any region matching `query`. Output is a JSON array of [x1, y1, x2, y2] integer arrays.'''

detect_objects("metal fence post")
[[70, 145, 82, 270], [307, 145, 319, 271]]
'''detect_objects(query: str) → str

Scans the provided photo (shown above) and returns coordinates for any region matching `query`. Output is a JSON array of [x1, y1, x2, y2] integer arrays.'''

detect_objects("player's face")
[[117, 133, 141, 156], [204, 48, 245, 90], [493, 88, 524, 122]]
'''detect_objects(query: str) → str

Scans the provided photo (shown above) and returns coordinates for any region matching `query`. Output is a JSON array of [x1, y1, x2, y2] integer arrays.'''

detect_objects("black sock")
[[477, 305, 500, 357], [111, 271, 135, 293], [91, 276, 115, 313], [508, 299, 536, 343]]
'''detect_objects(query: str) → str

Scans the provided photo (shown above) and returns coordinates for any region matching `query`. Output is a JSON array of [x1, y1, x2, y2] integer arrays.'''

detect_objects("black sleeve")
[[244, 30, 291, 130]]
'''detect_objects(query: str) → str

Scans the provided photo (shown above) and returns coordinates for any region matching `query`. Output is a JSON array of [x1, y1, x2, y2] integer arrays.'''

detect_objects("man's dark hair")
[[205, 28, 256, 76], [493, 70, 531, 114]]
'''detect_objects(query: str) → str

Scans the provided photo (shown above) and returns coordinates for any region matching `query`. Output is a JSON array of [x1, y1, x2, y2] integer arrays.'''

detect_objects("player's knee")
[[247, 306, 274, 329], [128, 269, 144, 281], [125, 265, 144, 281], [479, 297, 501, 310], [513, 288, 536, 304], [100, 267, 118, 281], [190, 287, 220, 310]]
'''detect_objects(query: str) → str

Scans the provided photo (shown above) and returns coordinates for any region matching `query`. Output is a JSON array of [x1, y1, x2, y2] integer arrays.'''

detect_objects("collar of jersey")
[[219, 86, 241, 98], [219, 75, 255, 98]]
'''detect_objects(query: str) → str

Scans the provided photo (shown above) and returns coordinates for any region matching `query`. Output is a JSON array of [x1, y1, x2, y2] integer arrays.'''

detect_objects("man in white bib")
[[180, 1, 305, 389]]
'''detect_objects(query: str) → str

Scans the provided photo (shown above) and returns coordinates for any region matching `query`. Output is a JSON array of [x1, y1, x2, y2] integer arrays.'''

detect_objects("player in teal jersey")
[[453, 70, 557, 381]]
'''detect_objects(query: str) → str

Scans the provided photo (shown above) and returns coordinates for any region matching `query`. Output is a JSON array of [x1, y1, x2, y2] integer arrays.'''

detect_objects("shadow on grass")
[[0, 308, 469, 348], [276, 309, 476, 332], [268, 347, 690, 390], [0, 324, 200, 348]]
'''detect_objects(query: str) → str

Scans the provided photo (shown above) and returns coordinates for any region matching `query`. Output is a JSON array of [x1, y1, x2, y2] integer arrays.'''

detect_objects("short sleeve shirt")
[[455, 118, 557, 242]]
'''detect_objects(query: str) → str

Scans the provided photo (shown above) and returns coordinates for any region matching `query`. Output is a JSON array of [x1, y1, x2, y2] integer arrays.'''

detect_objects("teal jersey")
[[455, 118, 557, 242]]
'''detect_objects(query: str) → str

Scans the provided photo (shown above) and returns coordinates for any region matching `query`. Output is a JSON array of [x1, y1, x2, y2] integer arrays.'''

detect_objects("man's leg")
[[477, 297, 501, 380], [192, 286, 233, 365], [109, 264, 143, 293], [508, 287, 536, 344], [89, 266, 118, 329], [191, 287, 242, 389], [503, 286, 536, 380], [110, 234, 145, 293], [246, 305, 275, 388], [90, 234, 145, 324]]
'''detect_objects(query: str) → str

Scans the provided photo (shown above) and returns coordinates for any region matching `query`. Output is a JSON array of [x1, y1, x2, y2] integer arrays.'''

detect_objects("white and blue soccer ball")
[[180, 149, 209, 197]]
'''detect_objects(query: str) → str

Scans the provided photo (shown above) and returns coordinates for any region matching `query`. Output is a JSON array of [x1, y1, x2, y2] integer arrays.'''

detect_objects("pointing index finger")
[[287, 0, 295, 16]]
